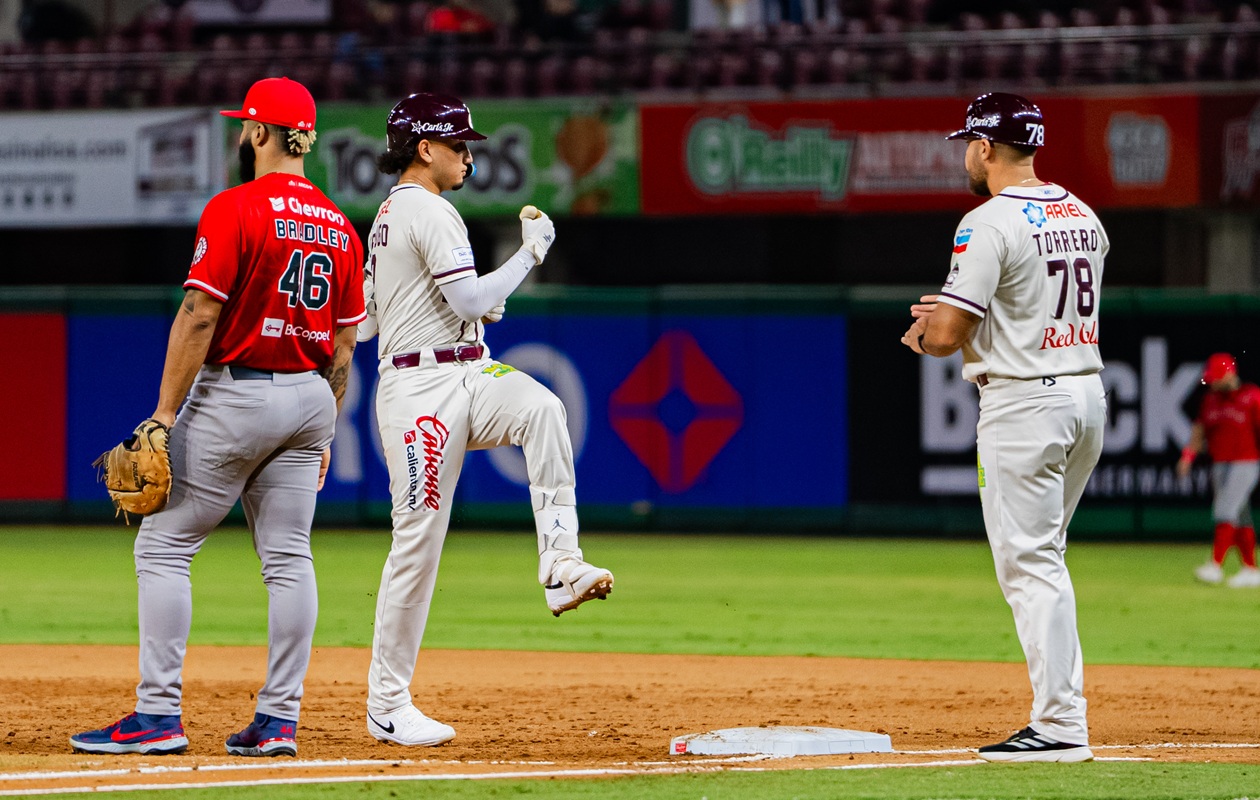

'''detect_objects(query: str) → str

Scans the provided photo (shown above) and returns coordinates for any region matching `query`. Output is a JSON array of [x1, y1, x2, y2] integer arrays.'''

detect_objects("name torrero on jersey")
[[1033, 228, 1101, 257]]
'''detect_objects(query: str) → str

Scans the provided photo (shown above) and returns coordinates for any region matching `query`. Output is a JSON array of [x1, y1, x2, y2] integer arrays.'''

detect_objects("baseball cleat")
[[225, 713, 298, 757], [1227, 566, 1260, 588], [978, 726, 1093, 763], [367, 705, 456, 746], [70, 712, 188, 755], [544, 557, 613, 616], [1194, 562, 1225, 584]]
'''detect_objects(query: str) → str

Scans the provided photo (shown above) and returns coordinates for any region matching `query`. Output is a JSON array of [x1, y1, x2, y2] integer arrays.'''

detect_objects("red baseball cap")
[[1202, 352, 1237, 384], [220, 77, 316, 131]]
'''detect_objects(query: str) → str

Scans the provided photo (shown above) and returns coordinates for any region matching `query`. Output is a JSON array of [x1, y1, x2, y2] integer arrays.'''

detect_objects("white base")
[[670, 726, 893, 757]]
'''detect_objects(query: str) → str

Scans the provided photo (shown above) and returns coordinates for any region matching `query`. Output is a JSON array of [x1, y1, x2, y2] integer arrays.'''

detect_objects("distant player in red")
[[1178, 353, 1260, 588], [72, 77, 366, 758]]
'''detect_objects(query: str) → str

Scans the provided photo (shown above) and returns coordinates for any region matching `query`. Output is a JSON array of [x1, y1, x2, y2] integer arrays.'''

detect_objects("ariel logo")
[[1023, 202, 1047, 227]]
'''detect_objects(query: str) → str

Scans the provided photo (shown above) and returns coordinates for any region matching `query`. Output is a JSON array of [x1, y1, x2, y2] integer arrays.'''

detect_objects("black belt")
[[392, 344, 485, 368], [228, 366, 315, 380], [976, 374, 1065, 387]]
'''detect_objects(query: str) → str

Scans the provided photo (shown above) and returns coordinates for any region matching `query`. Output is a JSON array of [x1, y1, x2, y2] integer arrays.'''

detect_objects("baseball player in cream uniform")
[[903, 93, 1108, 763], [357, 93, 613, 747]]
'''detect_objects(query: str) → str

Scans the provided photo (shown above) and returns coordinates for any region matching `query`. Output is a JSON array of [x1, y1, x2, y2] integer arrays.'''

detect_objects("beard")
[[967, 167, 990, 197], [238, 140, 256, 183]]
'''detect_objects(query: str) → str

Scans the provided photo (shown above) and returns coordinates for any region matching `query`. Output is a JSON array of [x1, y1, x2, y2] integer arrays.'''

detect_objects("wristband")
[[917, 333, 926, 353], [1180, 446, 1197, 465]]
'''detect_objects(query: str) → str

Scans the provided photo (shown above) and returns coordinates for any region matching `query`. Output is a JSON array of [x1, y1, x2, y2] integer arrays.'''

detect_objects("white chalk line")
[[0, 743, 1251, 796]]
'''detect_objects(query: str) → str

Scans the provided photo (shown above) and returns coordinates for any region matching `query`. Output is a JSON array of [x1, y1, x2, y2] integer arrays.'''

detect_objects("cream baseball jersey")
[[937, 182, 1109, 382], [185, 171, 365, 372], [366, 184, 483, 357]]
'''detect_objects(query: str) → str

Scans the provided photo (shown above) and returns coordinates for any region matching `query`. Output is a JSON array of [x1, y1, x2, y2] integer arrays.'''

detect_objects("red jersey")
[[1197, 382, 1260, 463], [185, 171, 366, 372]]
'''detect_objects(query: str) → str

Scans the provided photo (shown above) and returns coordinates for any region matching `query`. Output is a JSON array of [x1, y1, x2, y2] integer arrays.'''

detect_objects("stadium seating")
[[0, 0, 1256, 108]]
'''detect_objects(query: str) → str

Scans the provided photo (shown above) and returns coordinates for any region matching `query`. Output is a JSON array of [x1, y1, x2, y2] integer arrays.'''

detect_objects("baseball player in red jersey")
[[356, 93, 612, 747], [1178, 353, 1260, 588], [904, 93, 1106, 763], [71, 77, 365, 757]]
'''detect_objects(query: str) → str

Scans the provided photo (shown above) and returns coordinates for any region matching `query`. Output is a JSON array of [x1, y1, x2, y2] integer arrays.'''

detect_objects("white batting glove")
[[519, 204, 556, 265], [481, 303, 505, 324]]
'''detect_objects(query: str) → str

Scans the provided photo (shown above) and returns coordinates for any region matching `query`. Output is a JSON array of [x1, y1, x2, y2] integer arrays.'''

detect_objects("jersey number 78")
[[1046, 257, 1095, 319]]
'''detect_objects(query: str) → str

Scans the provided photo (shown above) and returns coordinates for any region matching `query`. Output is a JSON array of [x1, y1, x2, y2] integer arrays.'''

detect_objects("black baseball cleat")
[[978, 726, 1094, 763]]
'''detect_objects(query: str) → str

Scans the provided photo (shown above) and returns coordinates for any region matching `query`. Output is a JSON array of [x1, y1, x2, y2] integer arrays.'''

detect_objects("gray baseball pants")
[[1211, 461, 1258, 527], [133, 365, 336, 722]]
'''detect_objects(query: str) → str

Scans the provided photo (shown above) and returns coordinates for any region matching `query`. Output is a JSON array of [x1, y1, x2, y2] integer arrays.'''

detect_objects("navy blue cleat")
[[70, 712, 188, 755], [225, 713, 298, 757]]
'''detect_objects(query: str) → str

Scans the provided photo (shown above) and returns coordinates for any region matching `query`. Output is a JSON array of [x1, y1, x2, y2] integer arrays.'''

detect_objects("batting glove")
[[520, 205, 556, 265], [482, 303, 505, 324]]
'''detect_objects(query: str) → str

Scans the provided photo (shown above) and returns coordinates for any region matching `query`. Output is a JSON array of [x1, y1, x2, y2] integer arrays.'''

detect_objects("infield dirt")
[[1, 645, 1257, 791]]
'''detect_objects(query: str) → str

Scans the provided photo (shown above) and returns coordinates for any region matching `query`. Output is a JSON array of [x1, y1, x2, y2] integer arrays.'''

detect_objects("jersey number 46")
[[279, 248, 332, 310]]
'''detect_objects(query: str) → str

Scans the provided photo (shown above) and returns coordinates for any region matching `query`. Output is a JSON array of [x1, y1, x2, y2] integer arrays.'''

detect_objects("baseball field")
[[1, 526, 1257, 799]]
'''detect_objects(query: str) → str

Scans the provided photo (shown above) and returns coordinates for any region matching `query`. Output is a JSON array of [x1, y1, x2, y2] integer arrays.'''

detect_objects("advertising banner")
[[640, 95, 1200, 215], [57, 306, 846, 516], [0, 109, 225, 228], [1200, 93, 1260, 207], [0, 314, 66, 500], [302, 100, 640, 221], [327, 311, 849, 513], [847, 296, 1258, 507]]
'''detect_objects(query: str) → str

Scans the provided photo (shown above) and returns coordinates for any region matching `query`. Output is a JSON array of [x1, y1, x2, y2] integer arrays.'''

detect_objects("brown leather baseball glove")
[[93, 418, 172, 523]]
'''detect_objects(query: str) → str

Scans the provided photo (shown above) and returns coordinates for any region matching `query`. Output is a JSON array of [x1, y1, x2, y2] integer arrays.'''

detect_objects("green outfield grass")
[[2, 526, 1258, 800], [1, 527, 1256, 667], [50, 762, 1260, 800]]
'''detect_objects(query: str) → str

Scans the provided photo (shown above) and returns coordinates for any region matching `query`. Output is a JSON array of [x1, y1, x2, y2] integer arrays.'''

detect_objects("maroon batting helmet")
[[946, 92, 1046, 148], [386, 92, 487, 151]]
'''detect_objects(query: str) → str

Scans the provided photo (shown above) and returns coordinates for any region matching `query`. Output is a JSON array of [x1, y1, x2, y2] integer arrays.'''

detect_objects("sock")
[[1236, 526, 1257, 568], [1212, 522, 1235, 565]]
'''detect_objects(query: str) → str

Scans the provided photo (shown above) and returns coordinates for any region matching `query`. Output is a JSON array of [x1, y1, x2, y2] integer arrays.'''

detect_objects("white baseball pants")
[[368, 352, 579, 714], [976, 372, 1106, 745]]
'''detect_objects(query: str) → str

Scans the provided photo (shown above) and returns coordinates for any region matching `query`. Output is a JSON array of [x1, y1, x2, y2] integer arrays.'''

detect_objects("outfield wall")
[[1, 287, 1255, 538]]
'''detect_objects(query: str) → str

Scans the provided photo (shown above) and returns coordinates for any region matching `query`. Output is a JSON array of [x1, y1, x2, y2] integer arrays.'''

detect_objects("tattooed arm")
[[152, 289, 223, 427], [316, 325, 358, 491], [323, 326, 357, 413]]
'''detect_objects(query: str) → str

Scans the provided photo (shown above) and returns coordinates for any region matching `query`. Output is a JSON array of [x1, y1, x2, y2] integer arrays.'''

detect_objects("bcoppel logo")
[[403, 430, 416, 444], [270, 197, 286, 212], [192, 236, 208, 265], [283, 323, 331, 342], [261, 317, 285, 338], [1023, 202, 1047, 228]]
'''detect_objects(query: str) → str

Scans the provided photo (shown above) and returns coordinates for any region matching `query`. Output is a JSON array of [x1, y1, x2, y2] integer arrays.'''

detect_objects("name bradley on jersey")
[[273, 218, 353, 251]]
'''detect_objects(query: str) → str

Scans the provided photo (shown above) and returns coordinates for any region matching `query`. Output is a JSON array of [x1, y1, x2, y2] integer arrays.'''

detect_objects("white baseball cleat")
[[1227, 566, 1260, 588], [545, 556, 614, 616], [1194, 562, 1225, 584], [367, 705, 455, 746]]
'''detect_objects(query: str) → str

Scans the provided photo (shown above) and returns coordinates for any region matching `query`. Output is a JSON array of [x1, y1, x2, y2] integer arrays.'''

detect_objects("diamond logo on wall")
[[609, 330, 744, 492]]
